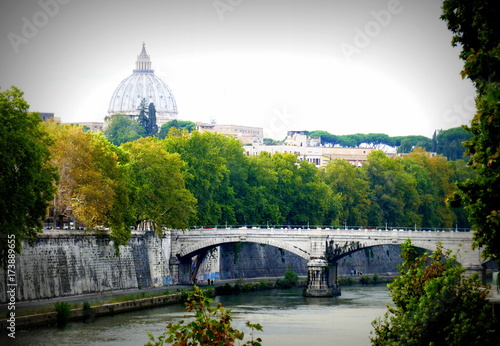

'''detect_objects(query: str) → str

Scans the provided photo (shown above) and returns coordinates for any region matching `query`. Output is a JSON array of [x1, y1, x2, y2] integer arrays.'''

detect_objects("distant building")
[[108, 43, 178, 126], [321, 147, 375, 167], [65, 122, 104, 133], [196, 122, 264, 145], [245, 144, 375, 168], [38, 112, 55, 121], [245, 130, 376, 167], [284, 131, 321, 147]]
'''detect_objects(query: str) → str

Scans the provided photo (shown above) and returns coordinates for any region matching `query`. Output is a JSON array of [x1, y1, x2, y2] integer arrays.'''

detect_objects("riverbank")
[[1, 275, 392, 332], [0, 278, 279, 331]]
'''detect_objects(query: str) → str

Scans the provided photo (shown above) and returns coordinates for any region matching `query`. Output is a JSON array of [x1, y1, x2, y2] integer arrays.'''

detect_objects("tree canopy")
[[158, 119, 196, 139], [371, 239, 498, 345], [0, 87, 58, 264], [2, 86, 478, 257], [43, 122, 132, 245], [442, 0, 500, 261], [307, 129, 469, 157], [104, 113, 145, 146], [122, 137, 196, 232]]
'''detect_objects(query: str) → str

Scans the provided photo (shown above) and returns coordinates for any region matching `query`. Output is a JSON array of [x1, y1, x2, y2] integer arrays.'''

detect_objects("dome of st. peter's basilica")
[[108, 43, 177, 125]]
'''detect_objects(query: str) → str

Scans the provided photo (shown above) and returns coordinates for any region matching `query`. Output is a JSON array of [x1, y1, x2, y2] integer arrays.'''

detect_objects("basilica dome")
[[108, 44, 178, 125]]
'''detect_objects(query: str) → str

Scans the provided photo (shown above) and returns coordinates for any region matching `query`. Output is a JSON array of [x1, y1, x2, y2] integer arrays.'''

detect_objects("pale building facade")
[[196, 122, 264, 145], [245, 132, 376, 168]]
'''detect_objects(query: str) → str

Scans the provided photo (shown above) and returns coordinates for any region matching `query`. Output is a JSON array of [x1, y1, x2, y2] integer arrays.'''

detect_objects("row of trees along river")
[[0, 86, 476, 258], [52, 115, 473, 246]]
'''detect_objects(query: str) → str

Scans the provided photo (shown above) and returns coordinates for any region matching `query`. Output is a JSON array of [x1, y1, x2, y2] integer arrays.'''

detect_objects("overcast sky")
[[0, 0, 476, 139]]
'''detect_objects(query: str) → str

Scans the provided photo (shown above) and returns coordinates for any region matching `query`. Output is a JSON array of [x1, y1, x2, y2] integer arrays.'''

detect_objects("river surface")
[[11, 285, 391, 346]]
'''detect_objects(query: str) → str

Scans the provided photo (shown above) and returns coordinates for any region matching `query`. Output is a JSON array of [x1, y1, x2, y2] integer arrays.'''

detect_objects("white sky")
[[0, 0, 476, 139]]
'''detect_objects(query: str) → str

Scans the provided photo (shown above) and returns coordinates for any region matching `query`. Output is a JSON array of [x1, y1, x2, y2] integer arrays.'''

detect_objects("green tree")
[[163, 132, 238, 225], [308, 130, 339, 146], [435, 127, 472, 160], [0, 87, 57, 264], [270, 153, 302, 224], [122, 137, 196, 232], [442, 0, 500, 261], [448, 159, 476, 228], [146, 286, 262, 346], [292, 160, 338, 225], [147, 102, 158, 135], [45, 122, 132, 243], [104, 113, 145, 146], [371, 239, 497, 345], [242, 153, 283, 225], [402, 150, 456, 228], [137, 98, 158, 136], [362, 151, 420, 227], [325, 159, 371, 226], [158, 119, 196, 139], [396, 136, 433, 153]]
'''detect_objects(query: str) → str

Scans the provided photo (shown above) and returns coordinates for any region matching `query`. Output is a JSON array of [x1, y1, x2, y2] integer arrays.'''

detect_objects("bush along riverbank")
[[216, 267, 305, 295], [338, 273, 395, 286]]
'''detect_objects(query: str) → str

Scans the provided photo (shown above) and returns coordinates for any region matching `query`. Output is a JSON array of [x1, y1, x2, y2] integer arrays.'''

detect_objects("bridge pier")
[[169, 256, 192, 284], [304, 259, 340, 297], [465, 264, 487, 285]]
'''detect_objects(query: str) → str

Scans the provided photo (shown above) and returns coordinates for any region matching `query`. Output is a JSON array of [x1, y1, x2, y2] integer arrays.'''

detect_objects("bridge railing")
[[188, 225, 471, 232]]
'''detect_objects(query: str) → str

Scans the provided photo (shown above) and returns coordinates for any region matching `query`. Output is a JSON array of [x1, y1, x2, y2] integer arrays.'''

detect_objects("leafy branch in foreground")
[[370, 239, 498, 345], [146, 286, 263, 346]]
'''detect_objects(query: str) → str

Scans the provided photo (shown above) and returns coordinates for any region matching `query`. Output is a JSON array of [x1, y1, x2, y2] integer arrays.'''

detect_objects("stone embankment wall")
[[0, 230, 173, 303]]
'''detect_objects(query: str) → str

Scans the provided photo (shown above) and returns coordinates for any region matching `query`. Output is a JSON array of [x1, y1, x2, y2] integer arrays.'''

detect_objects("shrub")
[[145, 285, 263, 346], [276, 266, 299, 288], [359, 276, 372, 285], [82, 301, 95, 323], [371, 240, 498, 345], [54, 301, 72, 327]]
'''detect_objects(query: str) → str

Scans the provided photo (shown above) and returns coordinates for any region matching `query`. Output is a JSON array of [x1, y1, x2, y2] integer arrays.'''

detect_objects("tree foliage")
[[44, 122, 132, 244], [435, 127, 472, 160], [104, 114, 145, 146], [122, 137, 196, 232], [0, 87, 58, 264], [325, 159, 370, 226], [146, 286, 262, 346], [371, 239, 498, 345], [442, 0, 500, 261], [396, 136, 433, 153], [137, 99, 158, 136], [163, 131, 241, 225], [158, 119, 196, 139], [5, 84, 476, 256], [308, 129, 470, 157]]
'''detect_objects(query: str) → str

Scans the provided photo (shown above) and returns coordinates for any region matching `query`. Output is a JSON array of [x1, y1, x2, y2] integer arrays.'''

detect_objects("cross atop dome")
[[134, 42, 153, 73]]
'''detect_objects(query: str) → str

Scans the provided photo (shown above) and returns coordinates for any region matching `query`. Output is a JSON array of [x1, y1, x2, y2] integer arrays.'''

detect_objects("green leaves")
[[371, 240, 497, 345], [442, 0, 500, 261], [0, 87, 58, 265], [122, 137, 196, 232], [104, 114, 146, 146], [146, 286, 263, 346]]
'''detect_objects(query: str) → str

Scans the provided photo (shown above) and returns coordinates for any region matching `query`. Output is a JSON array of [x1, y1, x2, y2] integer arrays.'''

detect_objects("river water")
[[12, 285, 390, 346]]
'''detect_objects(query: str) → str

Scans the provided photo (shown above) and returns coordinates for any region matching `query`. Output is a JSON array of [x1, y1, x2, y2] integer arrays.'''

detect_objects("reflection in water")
[[7, 285, 390, 346]]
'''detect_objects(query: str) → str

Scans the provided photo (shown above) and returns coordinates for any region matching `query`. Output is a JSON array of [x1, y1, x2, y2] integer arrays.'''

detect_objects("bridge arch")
[[176, 237, 310, 261], [326, 239, 468, 267]]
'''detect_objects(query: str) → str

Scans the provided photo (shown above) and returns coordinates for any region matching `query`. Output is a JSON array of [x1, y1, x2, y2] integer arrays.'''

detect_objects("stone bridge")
[[170, 227, 483, 297]]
